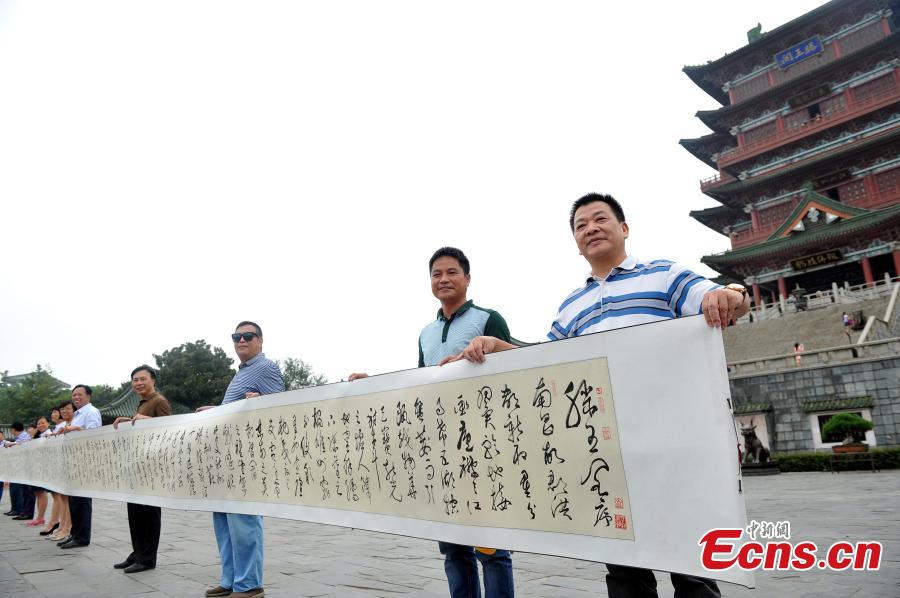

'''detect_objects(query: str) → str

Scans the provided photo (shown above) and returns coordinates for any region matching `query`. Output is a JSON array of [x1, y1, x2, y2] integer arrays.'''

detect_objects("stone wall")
[[863, 285, 900, 342], [729, 356, 900, 452]]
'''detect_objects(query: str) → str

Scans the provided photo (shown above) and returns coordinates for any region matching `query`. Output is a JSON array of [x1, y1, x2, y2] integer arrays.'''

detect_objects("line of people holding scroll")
[[1, 193, 749, 598]]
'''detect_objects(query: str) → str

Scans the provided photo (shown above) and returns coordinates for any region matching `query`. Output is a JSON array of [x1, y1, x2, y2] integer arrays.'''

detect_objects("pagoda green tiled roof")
[[801, 396, 874, 413], [733, 402, 773, 414], [679, 133, 734, 169], [767, 188, 868, 239], [98, 388, 193, 419], [690, 204, 742, 235], [702, 204, 900, 266]]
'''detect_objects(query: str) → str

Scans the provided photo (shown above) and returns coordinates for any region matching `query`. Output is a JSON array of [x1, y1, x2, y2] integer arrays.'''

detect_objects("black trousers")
[[9, 483, 23, 513], [20, 486, 35, 518], [606, 564, 720, 598], [68, 496, 93, 544], [126, 502, 161, 567]]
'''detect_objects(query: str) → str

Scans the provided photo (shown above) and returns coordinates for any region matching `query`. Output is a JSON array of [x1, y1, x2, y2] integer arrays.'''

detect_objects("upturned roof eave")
[[682, 67, 729, 105], [679, 135, 731, 169], [695, 31, 900, 125], [690, 205, 740, 235], [683, 0, 855, 83]]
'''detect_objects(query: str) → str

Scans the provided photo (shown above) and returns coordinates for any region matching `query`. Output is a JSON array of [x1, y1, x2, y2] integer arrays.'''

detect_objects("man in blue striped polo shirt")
[[449, 194, 749, 598], [199, 321, 284, 598], [349, 247, 516, 598]]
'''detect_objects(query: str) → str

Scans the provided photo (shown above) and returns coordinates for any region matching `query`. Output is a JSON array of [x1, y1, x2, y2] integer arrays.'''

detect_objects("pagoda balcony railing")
[[729, 185, 900, 249], [730, 223, 779, 249], [718, 84, 900, 169], [736, 277, 899, 326], [699, 170, 737, 192]]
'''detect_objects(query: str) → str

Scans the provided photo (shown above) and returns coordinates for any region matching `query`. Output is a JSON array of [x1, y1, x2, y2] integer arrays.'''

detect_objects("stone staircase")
[[722, 297, 890, 363]]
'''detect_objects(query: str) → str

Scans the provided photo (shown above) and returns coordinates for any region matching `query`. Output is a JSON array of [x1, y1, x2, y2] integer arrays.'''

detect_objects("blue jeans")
[[213, 512, 264, 592], [438, 542, 514, 598]]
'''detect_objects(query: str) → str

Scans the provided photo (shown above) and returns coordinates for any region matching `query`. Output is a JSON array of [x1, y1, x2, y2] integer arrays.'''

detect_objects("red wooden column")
[[777, 277, 788, 299], [893, 249, 900, 278], [752, 283, 762, 307], [750, 208, 761, 230], [861, 256, 874, 287]]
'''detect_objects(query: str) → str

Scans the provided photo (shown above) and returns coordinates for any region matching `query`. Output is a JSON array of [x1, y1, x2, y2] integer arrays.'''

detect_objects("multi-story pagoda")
[[681, 0, 900, 307]]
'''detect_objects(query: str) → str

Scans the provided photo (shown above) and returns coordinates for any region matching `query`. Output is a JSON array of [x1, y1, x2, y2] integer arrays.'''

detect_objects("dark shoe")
[[13, 514, 31, 520], [230, 590, 264, 598], [114, 559, 133, 569], [205, 586, 232, 597], [59, 539, 88, 549], [3, 510, 18, 516], [56, 535, 73, 546], [123, 563, 154, 573], [39, 523, 60, 536]]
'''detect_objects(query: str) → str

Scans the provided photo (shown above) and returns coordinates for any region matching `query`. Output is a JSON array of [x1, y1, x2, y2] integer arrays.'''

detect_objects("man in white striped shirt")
[[448, 193, 749, 597]]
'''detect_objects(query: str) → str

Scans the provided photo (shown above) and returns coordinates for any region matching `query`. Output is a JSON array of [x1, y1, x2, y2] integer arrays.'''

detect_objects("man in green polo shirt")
[[349, 246, 515, 598]]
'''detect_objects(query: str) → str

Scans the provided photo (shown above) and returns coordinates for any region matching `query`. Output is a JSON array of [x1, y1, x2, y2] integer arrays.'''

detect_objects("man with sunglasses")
[[198, 321, 284, 598]]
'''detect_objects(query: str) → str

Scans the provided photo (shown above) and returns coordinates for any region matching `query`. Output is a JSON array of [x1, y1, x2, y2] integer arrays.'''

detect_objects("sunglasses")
[[231, 332, 259, 343]]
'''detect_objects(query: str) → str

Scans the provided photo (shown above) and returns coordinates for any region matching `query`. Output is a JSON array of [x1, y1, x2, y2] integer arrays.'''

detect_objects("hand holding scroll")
[[441, 336, 518, 365], [701, 288, 747, 329]]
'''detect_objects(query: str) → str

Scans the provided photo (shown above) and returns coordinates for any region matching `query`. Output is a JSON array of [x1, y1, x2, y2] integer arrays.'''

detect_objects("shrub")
[[821, 413, 873, 443], [771, 448, 900, 472]]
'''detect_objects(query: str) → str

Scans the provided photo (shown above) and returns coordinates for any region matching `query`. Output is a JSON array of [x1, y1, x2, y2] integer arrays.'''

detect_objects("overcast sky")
[[0, 0, 824, 390]]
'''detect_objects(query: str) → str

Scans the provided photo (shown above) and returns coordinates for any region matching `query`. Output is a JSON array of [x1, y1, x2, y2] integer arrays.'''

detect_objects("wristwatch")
[[725, 283, 748, 299]]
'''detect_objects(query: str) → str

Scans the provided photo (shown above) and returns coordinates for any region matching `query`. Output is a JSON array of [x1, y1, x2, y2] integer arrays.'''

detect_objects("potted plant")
[[822, 413, 874, 453]]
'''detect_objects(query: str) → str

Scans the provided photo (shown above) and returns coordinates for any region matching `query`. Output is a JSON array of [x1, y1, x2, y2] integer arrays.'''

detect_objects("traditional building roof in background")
[[768, 188, 869, 239], [683, 0, 870, 105], [97, 388, 193, 419], [689, 205, 744, 235], [1, 371, 69, 390], [693, 32, 900, 132], [679, 132, 736, 169], [706, 125, 900, 201], [801, 396, 875, 412], [702, 203, 900, 266], [733, 402, 774, 414]]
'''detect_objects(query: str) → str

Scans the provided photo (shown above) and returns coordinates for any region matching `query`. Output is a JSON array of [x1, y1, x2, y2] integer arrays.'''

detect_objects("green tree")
[[278, 358, 327, 390], [90, 383, 129, 408], [154, 340, 235, 410], [0, 365, 71, 424]]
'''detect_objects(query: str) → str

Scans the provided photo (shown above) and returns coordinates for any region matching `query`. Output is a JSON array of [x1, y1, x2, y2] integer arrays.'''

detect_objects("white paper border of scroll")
[[1, 316, 752, 587]]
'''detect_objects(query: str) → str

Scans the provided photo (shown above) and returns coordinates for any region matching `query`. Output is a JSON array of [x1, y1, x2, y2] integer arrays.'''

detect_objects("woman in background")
[[27, 416, 52, 528], [47, 401, 75, 542]]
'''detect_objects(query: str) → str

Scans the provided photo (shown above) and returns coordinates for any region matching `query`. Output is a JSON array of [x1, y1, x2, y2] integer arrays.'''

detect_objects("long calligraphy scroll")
[[0, 316, 752, 587]]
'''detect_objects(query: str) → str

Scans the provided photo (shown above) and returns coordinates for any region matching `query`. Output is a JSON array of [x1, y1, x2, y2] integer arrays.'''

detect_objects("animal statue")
[[740, 420, 770, 464]]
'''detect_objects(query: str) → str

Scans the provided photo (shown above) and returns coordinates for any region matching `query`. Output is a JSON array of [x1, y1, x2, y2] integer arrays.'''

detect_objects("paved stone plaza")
[[1, 471, 897, 597]]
